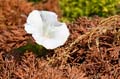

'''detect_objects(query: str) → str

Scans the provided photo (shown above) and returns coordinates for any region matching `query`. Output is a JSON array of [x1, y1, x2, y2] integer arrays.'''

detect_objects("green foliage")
[[16, 44, 48, 57], [59, 0, 120, 21]]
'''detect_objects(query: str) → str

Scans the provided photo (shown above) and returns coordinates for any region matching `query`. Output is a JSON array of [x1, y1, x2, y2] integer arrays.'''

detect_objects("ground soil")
[[0, 0, 120, 79]]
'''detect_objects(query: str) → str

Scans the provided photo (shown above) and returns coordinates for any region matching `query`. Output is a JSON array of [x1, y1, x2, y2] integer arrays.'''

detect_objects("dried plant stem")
[[66, 15, 120, 53]]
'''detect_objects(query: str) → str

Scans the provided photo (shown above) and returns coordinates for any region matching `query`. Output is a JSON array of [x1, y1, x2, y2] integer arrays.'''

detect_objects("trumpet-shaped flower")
[[24, 10, 70, 49]]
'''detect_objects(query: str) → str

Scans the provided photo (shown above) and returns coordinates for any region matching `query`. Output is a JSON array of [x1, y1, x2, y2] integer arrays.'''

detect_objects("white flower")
[[24, 10, 70, 49]]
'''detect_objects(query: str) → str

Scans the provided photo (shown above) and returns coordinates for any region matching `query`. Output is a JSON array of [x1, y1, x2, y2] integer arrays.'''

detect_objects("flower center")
[[42, 24, 55, 39]]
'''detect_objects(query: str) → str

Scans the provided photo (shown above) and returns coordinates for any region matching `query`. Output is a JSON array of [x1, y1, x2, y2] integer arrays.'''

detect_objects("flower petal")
[[53, 23, 70, 45], [25, 10, 43, 34], [25, 10, 70, 49], [42, 39, 62, 49], [32, 33, 44, 45], [32, 33, 57, 49], [32, 23, 70, 49], [40, 11, 58, 25]]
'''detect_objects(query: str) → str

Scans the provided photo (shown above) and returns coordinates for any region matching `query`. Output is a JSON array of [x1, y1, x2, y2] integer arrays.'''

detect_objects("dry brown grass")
[[0, 0, 120, 79]]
